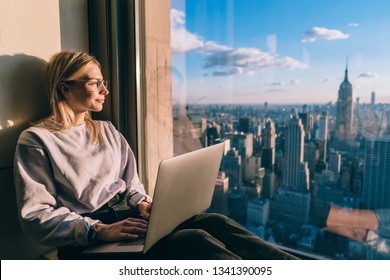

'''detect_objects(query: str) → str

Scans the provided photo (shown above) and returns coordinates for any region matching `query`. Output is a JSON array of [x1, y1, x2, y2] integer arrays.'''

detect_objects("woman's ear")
[[57, 82, 70, 96]]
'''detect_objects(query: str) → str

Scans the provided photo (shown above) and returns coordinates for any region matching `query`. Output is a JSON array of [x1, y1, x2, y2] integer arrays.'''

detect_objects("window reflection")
[[170, 0, 390, 260]]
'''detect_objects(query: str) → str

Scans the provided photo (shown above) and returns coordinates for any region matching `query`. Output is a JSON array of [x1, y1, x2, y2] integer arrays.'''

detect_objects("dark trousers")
[[58, 212, 298, 260], [146, 213, 298, 260]]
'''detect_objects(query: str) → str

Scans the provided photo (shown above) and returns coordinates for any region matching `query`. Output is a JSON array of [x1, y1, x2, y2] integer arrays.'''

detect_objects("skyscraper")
[[304, 142, 318, 179], [262, 119, 276, 171], [283, 114, 310, 191], [371, 91, 376, 107], [317, 111, 329, 142], [247, 197, 269, 227], [269, 185, 311, 225], [228, 132, 254, 159], [221, 148, 242, 189], [239, 117, 250, 133], [329, 151, 341, 175], [363, 136, 390, 210], [263, 119, 276, 149], [209, 171, 229, 215], [336, 64, 354, 141], [298, 111, 313, 141], [228, 186, 247, 224], [246, 197, 267, 238], [262, 171, 276, 199], [316, 111, 329, 163]]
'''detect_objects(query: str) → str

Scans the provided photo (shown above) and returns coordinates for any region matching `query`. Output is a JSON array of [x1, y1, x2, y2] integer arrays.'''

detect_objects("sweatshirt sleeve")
[[116, 132, 152, 206], [14, 134, 99, 247]]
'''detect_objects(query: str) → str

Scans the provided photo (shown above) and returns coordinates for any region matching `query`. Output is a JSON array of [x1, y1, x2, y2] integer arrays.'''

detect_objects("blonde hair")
[[40, 51, 103, 144]]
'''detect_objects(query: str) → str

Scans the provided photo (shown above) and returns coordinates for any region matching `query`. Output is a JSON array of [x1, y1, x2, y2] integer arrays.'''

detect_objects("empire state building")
[[336, 65, 354, 142]]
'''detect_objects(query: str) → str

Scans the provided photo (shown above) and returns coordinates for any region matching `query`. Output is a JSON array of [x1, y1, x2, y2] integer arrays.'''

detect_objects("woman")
[[14, 51, 298, 260]]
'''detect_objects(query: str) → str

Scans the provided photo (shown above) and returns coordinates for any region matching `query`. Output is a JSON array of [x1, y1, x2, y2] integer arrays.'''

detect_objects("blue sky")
[[170, 0, 390, 105]]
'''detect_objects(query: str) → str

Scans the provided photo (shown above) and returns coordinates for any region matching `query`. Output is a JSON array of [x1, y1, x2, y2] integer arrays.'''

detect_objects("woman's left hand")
[[138, 200, 152, 220]]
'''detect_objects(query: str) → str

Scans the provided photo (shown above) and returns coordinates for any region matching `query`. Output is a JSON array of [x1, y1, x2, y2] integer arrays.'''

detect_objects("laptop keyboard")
[[118, 237, 145, 246]]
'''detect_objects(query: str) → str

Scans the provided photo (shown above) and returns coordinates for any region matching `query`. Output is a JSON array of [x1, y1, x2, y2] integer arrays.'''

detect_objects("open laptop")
[[83, 142, 225, 255]]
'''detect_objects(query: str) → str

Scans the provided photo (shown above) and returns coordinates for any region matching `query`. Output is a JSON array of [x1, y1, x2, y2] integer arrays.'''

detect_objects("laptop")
[[83, 142, 225, 255]]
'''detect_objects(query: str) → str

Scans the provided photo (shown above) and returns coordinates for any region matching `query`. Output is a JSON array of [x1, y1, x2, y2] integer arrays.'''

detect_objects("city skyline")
[[171, 0, 390, 105], [180, 100, 390, 259]]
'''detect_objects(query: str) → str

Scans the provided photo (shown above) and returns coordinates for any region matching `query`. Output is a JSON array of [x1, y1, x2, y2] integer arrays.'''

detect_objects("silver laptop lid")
[[143, 142, 225, 252]]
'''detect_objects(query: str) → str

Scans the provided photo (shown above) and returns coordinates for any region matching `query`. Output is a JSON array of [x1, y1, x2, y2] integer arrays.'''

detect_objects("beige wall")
[[142, 0, 173, 196], [0, 0, 61, 60]]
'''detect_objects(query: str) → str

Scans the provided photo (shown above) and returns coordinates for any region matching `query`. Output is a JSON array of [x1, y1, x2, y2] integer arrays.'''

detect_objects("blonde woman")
[[14, 51, 298, 260]]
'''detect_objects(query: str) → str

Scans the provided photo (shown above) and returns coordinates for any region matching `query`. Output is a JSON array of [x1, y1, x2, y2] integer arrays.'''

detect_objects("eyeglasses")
[[62, 79, 108, 91]]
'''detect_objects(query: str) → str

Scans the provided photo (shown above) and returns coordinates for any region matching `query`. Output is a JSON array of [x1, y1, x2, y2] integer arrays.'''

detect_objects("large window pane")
[[170, 0, 390, 260]]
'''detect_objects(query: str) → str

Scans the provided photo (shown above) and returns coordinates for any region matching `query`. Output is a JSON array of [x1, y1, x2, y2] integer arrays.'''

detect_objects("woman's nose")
[[100, 84, 109, 95]]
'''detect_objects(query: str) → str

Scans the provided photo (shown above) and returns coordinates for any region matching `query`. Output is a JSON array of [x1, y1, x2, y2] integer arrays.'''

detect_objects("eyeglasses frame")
[[61, 79, 108, 91]]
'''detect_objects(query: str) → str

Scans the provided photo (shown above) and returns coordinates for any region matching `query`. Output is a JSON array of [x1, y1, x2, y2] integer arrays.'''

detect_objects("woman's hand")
[[94, 217, 148, 242], [138, 200, 152, 220]]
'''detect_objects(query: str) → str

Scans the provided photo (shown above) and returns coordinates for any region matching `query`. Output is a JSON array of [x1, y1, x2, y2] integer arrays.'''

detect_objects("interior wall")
[[0, 0, 88, 259]]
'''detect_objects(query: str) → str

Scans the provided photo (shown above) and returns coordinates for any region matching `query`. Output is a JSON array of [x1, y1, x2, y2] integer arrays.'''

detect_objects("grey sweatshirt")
[[14, 121, 150, 247]]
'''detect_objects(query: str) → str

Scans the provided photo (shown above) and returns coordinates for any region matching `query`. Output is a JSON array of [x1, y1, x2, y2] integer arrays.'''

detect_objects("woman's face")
[[63, 62, 109, 114]]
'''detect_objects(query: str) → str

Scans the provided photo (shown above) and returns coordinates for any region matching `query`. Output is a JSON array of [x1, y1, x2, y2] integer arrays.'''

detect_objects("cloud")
[[302, 27, 349, 43], [203, 47, 307, 71], [356, 72, 379, 79], [171, 9, 204, 53], [348, 22, 360, 27], [319, 78, 334, 83], [212, 67, 257, 77], [265, 79, 299, 86], [203, 41, 231, 53], [171, 8, 307, 76], [267, 88, 286, 93], [289, 79, 300, 85], [265, 81, 286, 86], [171, 9, 229, 54], [212, 67, 244, 76]]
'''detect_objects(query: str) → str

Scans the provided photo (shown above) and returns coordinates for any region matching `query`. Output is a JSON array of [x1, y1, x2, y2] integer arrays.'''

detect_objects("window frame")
[[88, 0, 173, 195]]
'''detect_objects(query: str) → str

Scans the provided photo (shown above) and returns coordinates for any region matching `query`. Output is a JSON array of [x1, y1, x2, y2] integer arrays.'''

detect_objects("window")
[[170, 0, 390, 260]]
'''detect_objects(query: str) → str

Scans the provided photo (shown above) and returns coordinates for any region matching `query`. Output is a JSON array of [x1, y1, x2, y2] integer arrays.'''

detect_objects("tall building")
[[247, 198, 269, 227], [316, 112, 329, 142], [239, 117, 250, 133], [329, 151, 341, 175], [262, 119, 276, 171], [262, 171, 276, 199], [228, 132, 254, 159], [336, 64, 354, 141], [206, 124, 220, 146], [316, 111, 329, 163], [263, 119, 276, 149], [269, 186, 311, 225], [371, 91, 376, 107], [227, 132, 254, 182], [304, 142, 318, 179], [228, 186, 247, 225], [209, 171, 229, 215], [221, 148, 242, 188], [244, 156, 262, 183], [363, 136, 390, 210], [298, 111, 313, 141], [283, 114, 310, 191]]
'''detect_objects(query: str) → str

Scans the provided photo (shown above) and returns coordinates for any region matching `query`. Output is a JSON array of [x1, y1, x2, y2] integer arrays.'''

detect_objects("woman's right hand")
[[94, 217, 148, 242]]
